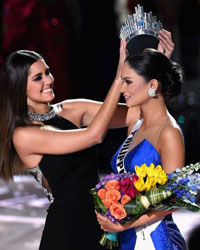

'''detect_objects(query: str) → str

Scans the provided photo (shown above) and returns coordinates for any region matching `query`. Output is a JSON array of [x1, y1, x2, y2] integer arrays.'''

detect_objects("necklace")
[[28, 107, 56, 121]]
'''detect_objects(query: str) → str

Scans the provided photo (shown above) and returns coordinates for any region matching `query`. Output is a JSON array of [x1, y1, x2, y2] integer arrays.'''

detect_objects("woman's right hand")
[[115, 39, 127, 81]]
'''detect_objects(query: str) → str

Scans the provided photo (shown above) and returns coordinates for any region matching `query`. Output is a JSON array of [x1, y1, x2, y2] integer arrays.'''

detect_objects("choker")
[[28, 107, 56, 121]]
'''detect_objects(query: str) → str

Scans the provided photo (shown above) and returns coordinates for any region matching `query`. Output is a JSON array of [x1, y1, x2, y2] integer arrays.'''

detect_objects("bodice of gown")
[[38, 114, 98, 208], [111, 138, 162, 174]]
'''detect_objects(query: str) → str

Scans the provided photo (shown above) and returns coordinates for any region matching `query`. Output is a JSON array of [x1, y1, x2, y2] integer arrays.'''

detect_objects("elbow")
[[87, 128, 104, 145], [91, 134, 103, 145], [95, 136, 103, 144]]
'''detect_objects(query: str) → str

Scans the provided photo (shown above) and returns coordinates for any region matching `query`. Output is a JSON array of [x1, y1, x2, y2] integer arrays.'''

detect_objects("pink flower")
[[119, 176, 139, 198]]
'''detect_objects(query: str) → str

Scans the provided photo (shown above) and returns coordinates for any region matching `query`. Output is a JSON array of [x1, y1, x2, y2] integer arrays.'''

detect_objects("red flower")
[[119, 176, 139, 198]]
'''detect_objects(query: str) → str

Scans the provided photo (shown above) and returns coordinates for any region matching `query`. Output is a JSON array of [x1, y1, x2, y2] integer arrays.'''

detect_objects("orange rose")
[[121, 194, 131, 205], [97, 188, 107, 200], [105, 180, 120, 191], [110, 202, 127, 220], [102, 199, 112, 209], [106, 190, 121, 201]]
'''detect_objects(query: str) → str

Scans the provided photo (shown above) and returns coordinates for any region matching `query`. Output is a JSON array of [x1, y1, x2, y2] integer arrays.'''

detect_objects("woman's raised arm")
[[13, 41, 127, 157]]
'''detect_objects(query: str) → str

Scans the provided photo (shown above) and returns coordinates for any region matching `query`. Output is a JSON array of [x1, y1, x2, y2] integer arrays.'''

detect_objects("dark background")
[[0, 0, 200, 172]]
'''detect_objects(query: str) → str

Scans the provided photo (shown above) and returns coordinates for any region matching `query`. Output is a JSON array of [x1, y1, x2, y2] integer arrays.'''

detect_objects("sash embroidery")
[[116, 119, 143, 174]]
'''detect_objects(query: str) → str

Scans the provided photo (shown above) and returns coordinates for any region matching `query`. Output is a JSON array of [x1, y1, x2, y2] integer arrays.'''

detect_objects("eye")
[[33, 75, 42, 81], [125, 80, 132, 85]]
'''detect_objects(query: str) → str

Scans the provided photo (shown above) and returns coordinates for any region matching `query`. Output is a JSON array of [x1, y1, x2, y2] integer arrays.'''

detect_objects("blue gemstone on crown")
[[138, 21, 144, 27]]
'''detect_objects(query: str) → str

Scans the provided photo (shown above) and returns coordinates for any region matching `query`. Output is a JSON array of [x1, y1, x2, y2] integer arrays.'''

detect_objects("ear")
[[149, 79, 159, 92]]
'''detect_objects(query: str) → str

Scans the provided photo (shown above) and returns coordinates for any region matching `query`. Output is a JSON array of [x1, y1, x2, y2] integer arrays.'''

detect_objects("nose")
[[44, 74, 54, 85], [121, 81, 127, 93]]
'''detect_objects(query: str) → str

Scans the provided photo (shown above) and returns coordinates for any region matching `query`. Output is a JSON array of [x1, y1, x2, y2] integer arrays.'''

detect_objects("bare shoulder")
[[13, 126, 40, 148], [158, 118, 185, 172], [14, 126, 33, 140], [159, 119, 183, 142], [158, 118, 185, 159]]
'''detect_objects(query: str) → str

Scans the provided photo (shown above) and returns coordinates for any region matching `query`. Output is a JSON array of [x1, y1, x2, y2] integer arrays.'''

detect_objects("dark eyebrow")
[[121, 76, 132, 80]]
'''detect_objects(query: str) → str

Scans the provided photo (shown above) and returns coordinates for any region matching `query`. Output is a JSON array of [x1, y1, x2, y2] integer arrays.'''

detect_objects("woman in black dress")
[[0, 40, 133, 250], [0, 30, 173, 250]]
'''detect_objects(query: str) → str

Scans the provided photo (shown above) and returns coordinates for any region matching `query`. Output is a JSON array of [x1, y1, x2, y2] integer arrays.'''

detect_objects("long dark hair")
[[125, 48, 184, 99], [0, 50, 43, 181]]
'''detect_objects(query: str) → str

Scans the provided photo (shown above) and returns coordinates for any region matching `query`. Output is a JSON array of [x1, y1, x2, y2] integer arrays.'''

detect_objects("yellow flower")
[[153, 165, 168, 185], [157, 170, 168, 185], [145, 176, 157, 191], [146, 163, 155, 177], [135, 164, 147, 178], [135, 163, 168, 191], [144, 180, 151, 192], [153, 165, 162, 179], [155, 165, 162, 172], [134, 177, 146, 192]]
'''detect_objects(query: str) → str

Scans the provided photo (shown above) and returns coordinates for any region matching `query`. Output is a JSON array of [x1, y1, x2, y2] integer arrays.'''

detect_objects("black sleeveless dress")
[[38, 114, 106, 250]]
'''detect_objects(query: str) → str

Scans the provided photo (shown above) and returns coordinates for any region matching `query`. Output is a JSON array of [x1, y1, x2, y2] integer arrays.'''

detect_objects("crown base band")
[[127, 34, 159, 54], [126, 30, 159, 43]]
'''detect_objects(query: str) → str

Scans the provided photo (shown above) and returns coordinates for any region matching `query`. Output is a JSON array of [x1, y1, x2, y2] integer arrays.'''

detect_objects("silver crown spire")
[[120, 4, 163, 43]]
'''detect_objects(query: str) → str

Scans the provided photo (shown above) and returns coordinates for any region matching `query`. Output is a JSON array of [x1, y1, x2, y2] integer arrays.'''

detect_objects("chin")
[[125, 101, 136, 108], [44, 93, 55, 102], [49, 96, 55, 102]]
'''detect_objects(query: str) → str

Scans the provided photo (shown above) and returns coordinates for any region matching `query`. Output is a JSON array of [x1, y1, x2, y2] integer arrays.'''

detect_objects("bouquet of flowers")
[[90, 162, 200, 249]]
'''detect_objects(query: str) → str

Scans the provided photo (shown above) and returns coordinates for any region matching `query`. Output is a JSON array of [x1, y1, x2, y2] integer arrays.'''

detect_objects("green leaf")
[[96, 195, 107, 213], [172, 198, 200, 212], [150, 198, 200, 212], [124, 195, 146, 216], [90, 188, 107, 213]]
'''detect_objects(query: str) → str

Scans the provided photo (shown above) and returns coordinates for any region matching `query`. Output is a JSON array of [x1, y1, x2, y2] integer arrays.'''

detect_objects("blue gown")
[[110, 121, 187, 250]]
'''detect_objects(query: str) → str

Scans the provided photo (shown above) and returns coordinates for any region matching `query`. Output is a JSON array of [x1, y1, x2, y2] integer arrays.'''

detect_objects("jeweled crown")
[[120, 4, 163, 42]]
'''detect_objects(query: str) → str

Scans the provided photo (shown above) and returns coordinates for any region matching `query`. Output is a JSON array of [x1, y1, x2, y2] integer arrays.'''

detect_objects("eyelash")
[[125, 80, 132, 85], [33, 76, 42, 81], [33, 69, 51, 81]]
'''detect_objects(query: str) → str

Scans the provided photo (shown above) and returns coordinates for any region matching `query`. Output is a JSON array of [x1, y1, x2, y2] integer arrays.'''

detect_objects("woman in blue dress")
[[97, 48, 187, 249]]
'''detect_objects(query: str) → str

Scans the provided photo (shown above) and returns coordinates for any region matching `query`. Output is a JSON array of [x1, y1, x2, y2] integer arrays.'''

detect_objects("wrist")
[[116, 223, 129, 232], [122, 222, 133, 231]]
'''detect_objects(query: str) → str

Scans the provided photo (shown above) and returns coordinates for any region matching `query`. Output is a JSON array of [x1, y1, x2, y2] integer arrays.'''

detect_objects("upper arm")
[[13, 125, 99, 157], [59, 99, 140, 128], [158, 125, 185, 173]]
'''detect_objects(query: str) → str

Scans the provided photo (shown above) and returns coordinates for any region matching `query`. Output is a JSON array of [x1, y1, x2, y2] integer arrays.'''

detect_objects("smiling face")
[[121, 61, 150, 108], [26, 59, 54, 111]]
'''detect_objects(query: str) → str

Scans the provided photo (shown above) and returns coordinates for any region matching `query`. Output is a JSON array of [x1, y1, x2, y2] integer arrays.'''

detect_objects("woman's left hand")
[[96, 212, 126, 232], [157, 29, 174, 58]]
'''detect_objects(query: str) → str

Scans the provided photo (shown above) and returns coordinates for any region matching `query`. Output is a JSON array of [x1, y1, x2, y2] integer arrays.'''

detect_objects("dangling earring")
[[148, 87, 156, 97]]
